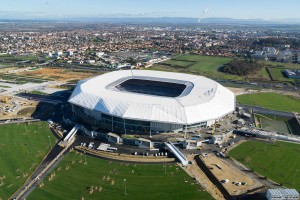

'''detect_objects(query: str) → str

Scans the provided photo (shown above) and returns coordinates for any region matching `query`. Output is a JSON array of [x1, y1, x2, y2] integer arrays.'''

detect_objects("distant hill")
[[199, 17, 270, 24], [1, 17, 300, 25], [200, 17, 300, 24]]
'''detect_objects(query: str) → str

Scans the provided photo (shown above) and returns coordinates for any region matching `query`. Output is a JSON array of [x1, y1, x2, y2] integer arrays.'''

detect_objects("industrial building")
[[266, 189, 299, 200], [284, 69, 300, 79], [69, 70, 235, 134]]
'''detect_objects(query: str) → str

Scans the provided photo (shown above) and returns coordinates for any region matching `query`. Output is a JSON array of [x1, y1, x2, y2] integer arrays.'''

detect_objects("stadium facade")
[[68, 70, 235, 134]]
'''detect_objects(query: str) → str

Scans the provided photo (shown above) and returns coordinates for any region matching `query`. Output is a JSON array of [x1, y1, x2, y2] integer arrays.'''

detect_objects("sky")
[[0, 0, 299, 20]]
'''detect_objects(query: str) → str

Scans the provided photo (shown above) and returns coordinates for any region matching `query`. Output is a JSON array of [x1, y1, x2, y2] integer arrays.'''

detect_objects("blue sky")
[[0, 0, 299, 19]]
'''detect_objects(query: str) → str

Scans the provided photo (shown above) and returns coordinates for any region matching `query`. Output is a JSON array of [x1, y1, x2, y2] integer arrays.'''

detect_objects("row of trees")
[[252, 38, 300, 49], [222, 59, 264, 76]]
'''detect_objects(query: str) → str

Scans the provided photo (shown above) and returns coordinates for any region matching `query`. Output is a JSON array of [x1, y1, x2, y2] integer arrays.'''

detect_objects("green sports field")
[[0, 122, 57, 200], [151, 54, 235, 78], [237, 92, 300, 113], [151, 54, 273, 82], [229, 140, 300, 191], [28, 151, 213, 200]]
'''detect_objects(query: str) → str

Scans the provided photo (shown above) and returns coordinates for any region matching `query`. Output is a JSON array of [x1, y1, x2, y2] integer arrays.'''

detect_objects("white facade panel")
[[69, 70, 235, 126]]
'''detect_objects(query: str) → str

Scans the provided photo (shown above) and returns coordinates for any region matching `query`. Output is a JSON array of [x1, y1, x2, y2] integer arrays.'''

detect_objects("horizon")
[[0, 0, 300, 20]]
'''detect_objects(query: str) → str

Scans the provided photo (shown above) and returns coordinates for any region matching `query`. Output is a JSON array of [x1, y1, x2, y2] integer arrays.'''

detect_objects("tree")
[[223, 59, 263, 76]]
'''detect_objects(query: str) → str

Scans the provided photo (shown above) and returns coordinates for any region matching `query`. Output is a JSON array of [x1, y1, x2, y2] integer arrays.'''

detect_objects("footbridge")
[[165, 141, 189, 166], [59, 124, 81, 147]]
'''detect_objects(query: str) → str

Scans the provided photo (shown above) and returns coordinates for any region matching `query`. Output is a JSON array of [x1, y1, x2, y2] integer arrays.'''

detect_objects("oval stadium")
[[68, 70, 235, 134]]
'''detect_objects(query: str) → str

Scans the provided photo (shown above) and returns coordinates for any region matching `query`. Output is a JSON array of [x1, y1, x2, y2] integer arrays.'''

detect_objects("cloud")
[[0, 10, 47, 19], [202, 8, 210, 14]]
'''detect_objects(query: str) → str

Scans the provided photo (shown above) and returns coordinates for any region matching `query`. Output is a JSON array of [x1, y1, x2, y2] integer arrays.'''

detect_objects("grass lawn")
[[267, 67, 291, 82], [187, 56, 231, 73], [152, 54, 272, 82], [260, 67, 272, 80], [0, 122, 57, 200], [29, 90, 49, 95], [0, 85, 11, 88], [265, 61, 300, 70], [0, 54, 39, 62], [173, 54, 235, 78], [28, 151, 213, 200], [151, 54, 238, 80], [237, 92, 300, 113], [161, 60, 194, 68], [229, 140, 300, 191], [152, 54, 300, 83], [148, 64, 185, 72]]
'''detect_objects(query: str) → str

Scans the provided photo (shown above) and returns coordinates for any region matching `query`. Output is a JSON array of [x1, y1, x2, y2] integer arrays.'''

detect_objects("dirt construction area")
[[0, 96, 37, 119], [184, 155, 226, 200], [201, 154, 261, 196], [16, 68, 96, 82]]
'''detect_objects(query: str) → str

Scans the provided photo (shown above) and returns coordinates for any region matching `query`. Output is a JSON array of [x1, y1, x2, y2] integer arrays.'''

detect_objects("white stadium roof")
[[69, 70, 235, 125]]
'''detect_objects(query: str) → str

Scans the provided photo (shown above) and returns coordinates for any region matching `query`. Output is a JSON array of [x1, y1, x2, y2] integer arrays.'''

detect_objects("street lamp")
[[163, 165, 167, 174], [84, 151, 87, 165], [123, 179, 127, 195]]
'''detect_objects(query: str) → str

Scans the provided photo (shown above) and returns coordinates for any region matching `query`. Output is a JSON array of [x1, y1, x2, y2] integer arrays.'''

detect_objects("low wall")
[[75, 146, 175, 163]]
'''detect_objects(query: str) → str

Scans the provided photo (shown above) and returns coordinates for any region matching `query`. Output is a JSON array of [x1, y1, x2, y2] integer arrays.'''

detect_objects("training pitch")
[[0, 122, 57, 200], [28, 151, 213, 200], [237, 92, 300, 113], [229, 140, 300, 191]]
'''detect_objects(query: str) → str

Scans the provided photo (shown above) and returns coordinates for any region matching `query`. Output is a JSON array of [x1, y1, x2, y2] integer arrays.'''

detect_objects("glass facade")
[[73, 105, 208, 134]]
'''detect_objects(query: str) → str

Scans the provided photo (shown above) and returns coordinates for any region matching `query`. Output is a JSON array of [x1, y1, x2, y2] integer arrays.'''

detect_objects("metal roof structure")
[[69, 70, 235, 125], [267, 189, 299, 196]]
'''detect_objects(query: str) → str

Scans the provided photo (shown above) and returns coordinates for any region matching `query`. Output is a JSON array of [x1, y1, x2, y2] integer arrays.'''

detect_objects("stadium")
[[68, 70, 235, 134]]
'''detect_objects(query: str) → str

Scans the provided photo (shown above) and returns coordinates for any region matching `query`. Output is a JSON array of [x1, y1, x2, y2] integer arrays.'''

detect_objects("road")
[[237, 103, 295, 118], [0, 82, 52, 95], [0, 118, 40, 125], [217, 79, 298, 92]]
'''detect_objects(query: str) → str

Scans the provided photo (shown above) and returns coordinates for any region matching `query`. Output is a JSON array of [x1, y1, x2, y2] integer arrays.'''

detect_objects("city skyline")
[[0, 0, 300, 20]]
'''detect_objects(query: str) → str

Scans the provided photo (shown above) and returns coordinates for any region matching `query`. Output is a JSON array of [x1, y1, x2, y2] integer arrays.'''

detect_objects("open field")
[[152, 54, 238, 80], [0, 122, 57, 200], [28, 151, 213, 200], [0, 54, 39, 62], [237, 92, 300, 113], [264, 61, 300, 84], [161, 60, 194, 68], [267, 67, 291, 82], [229, 140, 300, 191], [0, 73, 52, 84], [18, 68, 96, 82], [152, 54, 272, 81], [0, 67, 17, 73], [265, 61, 300, 70]]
